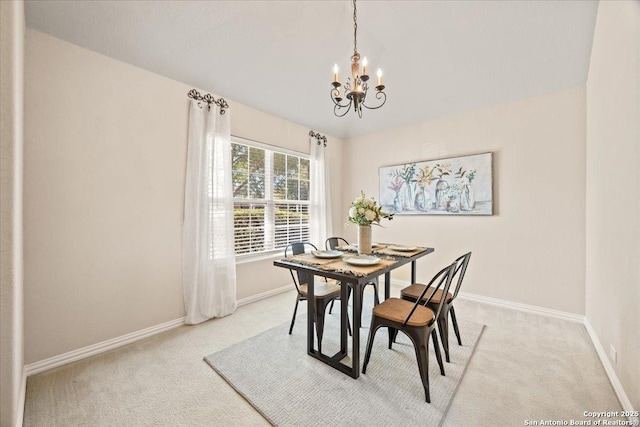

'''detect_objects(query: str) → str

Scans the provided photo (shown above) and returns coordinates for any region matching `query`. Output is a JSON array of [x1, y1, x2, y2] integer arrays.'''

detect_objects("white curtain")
[[183, 100, 237, 325], [309, 136, 333, 248]]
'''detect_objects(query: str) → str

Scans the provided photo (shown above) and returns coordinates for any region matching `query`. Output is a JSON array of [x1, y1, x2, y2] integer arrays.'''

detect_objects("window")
[[232, 138, 310, 256]]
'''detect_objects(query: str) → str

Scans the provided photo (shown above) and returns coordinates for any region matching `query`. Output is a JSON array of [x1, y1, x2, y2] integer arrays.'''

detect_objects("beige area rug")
[[204, 301, 484, 427]]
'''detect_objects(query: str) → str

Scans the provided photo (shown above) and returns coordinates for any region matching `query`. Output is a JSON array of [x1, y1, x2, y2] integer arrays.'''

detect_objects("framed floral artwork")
[[379, 152, 493, 216]]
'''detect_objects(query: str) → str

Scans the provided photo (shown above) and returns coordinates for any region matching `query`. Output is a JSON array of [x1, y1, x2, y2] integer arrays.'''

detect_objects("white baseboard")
[[390, 279, 584, 323], [24, 317, 186, 376], [23, 286, 292, 377], [584, 318, 639, 425], [457, 291, 585, 323], [237, 284, 291, 307]]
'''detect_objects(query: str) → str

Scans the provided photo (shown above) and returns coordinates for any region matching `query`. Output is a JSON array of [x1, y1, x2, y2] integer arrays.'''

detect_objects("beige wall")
[[343, 87, 586, 314], [586, 1, 640, 410], [1, 1, 25, 426], [23, 30, 343, 364]]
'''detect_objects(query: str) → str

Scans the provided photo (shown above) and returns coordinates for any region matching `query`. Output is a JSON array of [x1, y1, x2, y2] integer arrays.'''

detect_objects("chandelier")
[[331, 0, 386, 118]]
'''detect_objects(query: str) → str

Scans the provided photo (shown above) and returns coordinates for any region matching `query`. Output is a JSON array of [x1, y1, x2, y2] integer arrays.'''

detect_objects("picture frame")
[[379, 152, 493, 216]]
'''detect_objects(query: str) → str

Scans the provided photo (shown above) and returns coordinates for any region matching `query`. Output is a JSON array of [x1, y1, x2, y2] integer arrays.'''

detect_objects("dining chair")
[[325, 237, 380, 319], [399, 252, 471, 363], [286, 242, 348, 353], [362, 262, 456, 403]]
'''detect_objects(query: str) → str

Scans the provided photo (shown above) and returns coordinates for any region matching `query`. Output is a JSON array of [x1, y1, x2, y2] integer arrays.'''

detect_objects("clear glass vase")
[[447, 197, 460, 213], [414, 187, 432, 211], [403, 183, 414, 210], [393, 193, 402, 212], [460, 185, 475, 211], [435, 179, 449, 210]]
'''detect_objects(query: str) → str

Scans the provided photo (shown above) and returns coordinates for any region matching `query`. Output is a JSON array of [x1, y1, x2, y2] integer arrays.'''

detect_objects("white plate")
[[388, 245, 418, 252], [311, 250, 343, 259], [343, 255, 381, 266]]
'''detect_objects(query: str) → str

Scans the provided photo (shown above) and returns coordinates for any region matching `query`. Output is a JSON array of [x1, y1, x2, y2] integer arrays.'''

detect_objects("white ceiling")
[[24, 1, 598, 140]]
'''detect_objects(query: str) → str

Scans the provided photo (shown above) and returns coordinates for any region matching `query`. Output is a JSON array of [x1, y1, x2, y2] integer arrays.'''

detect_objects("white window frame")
[[232, 136, 310, 261]]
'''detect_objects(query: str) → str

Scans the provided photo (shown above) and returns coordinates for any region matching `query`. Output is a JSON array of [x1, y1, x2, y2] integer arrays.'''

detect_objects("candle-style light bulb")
[[377, 68, 383, 86], [333, 64, 339, 83], [362, 57, 368, 76]]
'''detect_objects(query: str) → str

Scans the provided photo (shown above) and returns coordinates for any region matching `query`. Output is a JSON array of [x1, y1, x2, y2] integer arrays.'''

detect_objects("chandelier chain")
[[352, 0, 358, 55]]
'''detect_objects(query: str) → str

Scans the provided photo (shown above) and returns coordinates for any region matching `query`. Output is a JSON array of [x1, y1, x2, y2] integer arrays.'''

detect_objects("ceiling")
[[24, 1, 598, 140]]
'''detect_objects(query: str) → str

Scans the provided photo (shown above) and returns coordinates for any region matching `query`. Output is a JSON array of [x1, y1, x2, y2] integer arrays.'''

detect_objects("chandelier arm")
[[361, 90, 387, 110], [330, 87, 340, 103], [334, 101, 352, 117], [330, 88, 351, 108], [331, 97, 351, 109], [334, 98, 352, 109]]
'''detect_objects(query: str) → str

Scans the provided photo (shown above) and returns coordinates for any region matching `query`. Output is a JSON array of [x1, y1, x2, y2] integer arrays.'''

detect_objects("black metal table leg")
[[384, 272, 391, 300], [340, 281, 348, 355], [307, 280, 360, 379], [307, 274, 315, 355], [411, 261, 417, 284], [351, 282, 362, 377]]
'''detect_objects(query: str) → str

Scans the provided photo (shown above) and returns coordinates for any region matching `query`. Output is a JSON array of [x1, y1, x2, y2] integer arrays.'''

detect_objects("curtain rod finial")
[[188, 89, 228, 113], [309, 130, 328, 147]]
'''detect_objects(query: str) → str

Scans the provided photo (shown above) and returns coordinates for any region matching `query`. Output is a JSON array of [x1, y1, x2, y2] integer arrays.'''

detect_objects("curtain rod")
[[309, 130, 327, 147], [187, 89, 229, 114]]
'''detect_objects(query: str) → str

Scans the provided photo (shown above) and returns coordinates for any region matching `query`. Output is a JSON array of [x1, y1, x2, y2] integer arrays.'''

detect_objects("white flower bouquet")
[[347, 191, 394, 226]]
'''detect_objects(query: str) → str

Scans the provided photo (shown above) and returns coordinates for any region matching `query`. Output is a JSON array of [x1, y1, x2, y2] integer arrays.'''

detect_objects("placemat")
[[336, 243, 429, 258], [282, 254, 397, 277], [336, 244, 389, 253], [284, 253, 339, 267], [326, 256, 397, 277], [373, 245, 429, 257]]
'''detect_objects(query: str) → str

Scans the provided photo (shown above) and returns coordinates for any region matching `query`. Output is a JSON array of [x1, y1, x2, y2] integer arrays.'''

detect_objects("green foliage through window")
[[232, 140, 310, 255]]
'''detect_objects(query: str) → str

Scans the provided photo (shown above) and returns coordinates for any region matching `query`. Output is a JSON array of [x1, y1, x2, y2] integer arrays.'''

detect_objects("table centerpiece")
[[347, 191, 394, 254]]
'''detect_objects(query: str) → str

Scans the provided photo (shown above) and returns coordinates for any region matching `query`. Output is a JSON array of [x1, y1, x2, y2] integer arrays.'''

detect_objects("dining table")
[[273, 243, 435, 379]]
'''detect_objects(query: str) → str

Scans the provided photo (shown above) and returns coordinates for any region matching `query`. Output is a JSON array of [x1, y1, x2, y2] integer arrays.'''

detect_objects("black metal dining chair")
[[286, 242, 348, 353], [325, 237, 380, 320], [362, 262, 456, 403], [325, 237, 350, 251], [399, 252, 471, 363]]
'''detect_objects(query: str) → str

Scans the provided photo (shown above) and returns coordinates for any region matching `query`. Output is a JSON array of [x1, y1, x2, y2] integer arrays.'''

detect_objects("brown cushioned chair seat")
[[401, 284, 453, 304], [299, 280, 341, 299], [372, 298, 435, 327]]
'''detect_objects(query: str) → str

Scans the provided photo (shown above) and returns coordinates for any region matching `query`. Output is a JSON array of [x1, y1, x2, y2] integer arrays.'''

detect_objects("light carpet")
[[204, 304, 484, 427]]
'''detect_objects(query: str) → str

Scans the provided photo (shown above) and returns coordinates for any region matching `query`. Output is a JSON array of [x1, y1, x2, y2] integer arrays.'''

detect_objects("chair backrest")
[[402, 262, 456, 327], [325, 237, 350, 250], [284, 242, 318, 294], [450, 252, 471, 300]]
